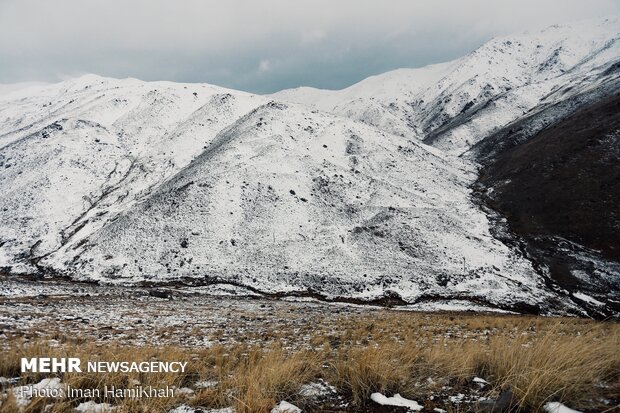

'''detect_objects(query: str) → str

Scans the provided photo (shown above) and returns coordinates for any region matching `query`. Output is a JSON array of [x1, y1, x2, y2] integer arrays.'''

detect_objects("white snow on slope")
[[573, 292, 605, 306], [0, 81, 48, 97], [272, 17, 620, 156], [51, 101, 557, 308], [0, 75, 266, 273]]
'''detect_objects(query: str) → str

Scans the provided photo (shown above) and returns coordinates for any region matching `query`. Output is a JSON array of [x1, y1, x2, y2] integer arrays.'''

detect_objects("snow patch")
[[271, 401, 301, 413], [473, 377, 488, 384], [573, 292, 604, 306], [169, 406, 233, 413], [370, 392, 423, 411], [75, 401, 117, 412], [12, 378, 64, 408], [299, 380, 337, 399], [194, 379, 218, 389], [544, 402, 583, 413]]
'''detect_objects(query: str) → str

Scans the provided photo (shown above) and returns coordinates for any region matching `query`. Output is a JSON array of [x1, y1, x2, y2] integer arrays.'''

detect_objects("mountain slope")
[[267, 18, 620, 317], [0, 75, 267, 273], [45, 101, 561, 312], [474, 88, 620, 317], [272, 17, 620, 156]]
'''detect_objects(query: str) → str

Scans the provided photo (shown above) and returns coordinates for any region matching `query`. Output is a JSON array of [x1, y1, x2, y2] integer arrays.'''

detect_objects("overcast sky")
[[1, 0, 619, 93]]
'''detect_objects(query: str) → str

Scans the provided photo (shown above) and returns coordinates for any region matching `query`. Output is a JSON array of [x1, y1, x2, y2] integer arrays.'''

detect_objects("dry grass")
[[1, 312, 618, 413], [330, 343, 422, 406], [481, 326, 620, 409]]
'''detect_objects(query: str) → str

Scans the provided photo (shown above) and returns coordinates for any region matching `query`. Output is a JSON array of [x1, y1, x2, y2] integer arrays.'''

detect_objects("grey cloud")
[[1, 0, 619, 93]]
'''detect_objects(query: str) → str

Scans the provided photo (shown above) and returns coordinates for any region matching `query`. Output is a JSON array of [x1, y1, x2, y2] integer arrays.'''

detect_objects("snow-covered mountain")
[[1, 18, 619, 316], [0, 76, 266, 273], [56, 102, 556, 310], [272, 17, 620, 156]]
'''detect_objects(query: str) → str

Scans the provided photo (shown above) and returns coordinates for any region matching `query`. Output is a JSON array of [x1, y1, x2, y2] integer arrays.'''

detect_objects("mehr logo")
[[21, 358, 189, 373], [21, 358, 82, 373]]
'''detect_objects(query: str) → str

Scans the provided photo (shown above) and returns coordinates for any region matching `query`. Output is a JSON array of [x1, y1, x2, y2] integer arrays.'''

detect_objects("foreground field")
[[1, 279, 619, 412]]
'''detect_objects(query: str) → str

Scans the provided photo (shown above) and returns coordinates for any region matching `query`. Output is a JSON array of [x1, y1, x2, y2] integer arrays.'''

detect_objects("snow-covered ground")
[[0, 277, 519, 348]]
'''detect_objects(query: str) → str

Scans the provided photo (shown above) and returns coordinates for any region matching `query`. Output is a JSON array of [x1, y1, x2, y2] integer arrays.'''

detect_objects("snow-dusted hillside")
[[0, 76, 266, 273], [272, 17, 620, 156], [48, 101, 560, 310], [1, 18, 619, 315], [0, 76, 575, 313]]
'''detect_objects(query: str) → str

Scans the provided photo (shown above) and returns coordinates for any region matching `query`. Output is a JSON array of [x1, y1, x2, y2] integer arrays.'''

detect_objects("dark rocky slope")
[[475, 91, 620, 317]]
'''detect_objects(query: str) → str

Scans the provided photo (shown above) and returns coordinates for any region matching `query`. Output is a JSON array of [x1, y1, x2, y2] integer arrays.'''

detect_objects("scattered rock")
[[476, 388, 517, 413], [149, 289, 173, 299]]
